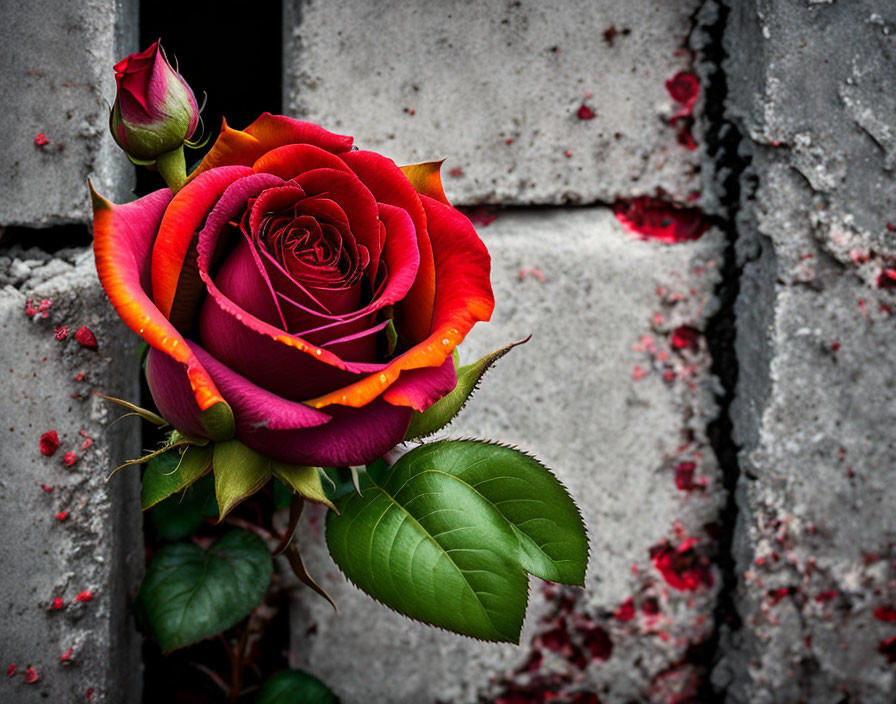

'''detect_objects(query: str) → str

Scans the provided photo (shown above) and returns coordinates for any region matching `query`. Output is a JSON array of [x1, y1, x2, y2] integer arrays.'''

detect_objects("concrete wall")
[[1, 0, 894, 702]]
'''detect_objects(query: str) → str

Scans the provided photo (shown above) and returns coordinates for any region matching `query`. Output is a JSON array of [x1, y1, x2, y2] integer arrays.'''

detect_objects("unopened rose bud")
[[109, 41, 199, 163]]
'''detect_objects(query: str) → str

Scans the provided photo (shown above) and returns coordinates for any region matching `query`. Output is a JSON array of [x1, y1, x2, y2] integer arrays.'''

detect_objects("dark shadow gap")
[[137, 0, 283, 197], [0, 224, 91, 253]]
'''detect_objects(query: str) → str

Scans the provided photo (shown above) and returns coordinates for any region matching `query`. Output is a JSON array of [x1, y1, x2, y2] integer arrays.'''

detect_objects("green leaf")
[[137, 530, 272, 652], [149, 474, 217, 541], [326, 440, 588, 642], [273, 463, 336, 512], [213, 440, 272, 520], [256, 669, 337, 704], [404, 338, 529, 440], [141, 444, 213, 510]]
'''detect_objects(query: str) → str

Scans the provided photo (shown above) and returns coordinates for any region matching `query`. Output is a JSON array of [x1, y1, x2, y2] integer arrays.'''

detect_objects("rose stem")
[[155, 145, 188, 194]]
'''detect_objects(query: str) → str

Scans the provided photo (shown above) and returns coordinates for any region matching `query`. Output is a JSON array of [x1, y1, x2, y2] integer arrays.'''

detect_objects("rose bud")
[[109, 41, 199, 164]]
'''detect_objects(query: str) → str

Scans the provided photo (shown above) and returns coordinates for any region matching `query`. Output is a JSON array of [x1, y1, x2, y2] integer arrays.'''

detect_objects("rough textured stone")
[[0, 248, 143, 703], [284, 0, 702, 206], [289, 208, 726, 703], [720, 2, 896, 702], [0, 0, 137, 226]]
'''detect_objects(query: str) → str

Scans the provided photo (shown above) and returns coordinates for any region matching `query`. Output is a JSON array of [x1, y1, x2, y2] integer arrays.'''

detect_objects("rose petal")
[[145, 346, 207, 438], [400, 160, 451, 205], [90, 184, 231, 432], [381, 353, 458, 412], [305, 195, 493, 409], [252, 143, 354, 179], [151, 165, 254, 326], [192, 113, 353, 176], [191, 344, 408, 466], [340, 150, 436, 344]]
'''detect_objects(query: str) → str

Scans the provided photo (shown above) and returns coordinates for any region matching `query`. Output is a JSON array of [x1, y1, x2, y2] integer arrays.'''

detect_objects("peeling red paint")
[[75, 326, 98, 350], [40, 430, 61, 456], [41, 484, 54, 493], [6, 664, 15, 677], [874, 606, 896, 622], [878, 635, 896, 664], [614, 597, 635, 622], [56, 510, 69, 521], [51, 597, 63, 610], [62, 451, 77, 467], [54, 325, 69, 340], [564, 149, 573, 158], [23, 666, 38, 684], [577, 104, 595, 120], [651, 540, 714, 591], [75, 590, 93, 603], [60, 647, 73, 663], [34, 133, 50, 146], [74, 371, 86, 382], [613, 196, 709, 243], [670, 326, 699, 350], [878, 269, 896, 288], [674, 462, 697, 491]]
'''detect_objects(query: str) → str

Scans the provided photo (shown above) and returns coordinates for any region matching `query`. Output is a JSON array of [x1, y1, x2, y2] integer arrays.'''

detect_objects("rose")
[[91, 113, 494, 467], [110, 41, 199, 162]]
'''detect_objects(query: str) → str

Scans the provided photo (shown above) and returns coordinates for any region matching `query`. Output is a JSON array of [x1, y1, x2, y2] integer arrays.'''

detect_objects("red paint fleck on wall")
[[448, 167, 464, 178], [815, 589, 838, 604], [878, 269, 896, 288], [632, 365, 647, 380], [878, 636, 896, 664], [650, 541, 714, 591], [41, 484, 54, 493], [40, 430, 61, 456], [874, 606, 896, 622], [577, 104, 595, 120], [767, 586, 798, 606], [564, 149, 573, 158], [24, 666, 38, 684], [613, 196, 709, 243], [56, 510, 69, 521], [887, 222, 896, 232], [86, 688, 94, 702], [62, 451, 78, 467], [74, 590, 93, 603], [614, 597, 635, 622], [665, 72, 699, 150], [7, 664, 16, 677], [674, 462, 697, 491], [642, 597, 661, 615], [74, 371, 86, 382], [670, 326, 699, 350], [34, 133, 50, 146], [75, 326, 98, 350], [51, 597, 64, 610], [54, 325, 69, 340], [580, 623, 613, 661], [459, 206, 498, 228], [60, 647, 73, 662]]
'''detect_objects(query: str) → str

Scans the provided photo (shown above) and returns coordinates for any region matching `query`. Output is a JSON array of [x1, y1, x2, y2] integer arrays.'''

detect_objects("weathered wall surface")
[[0, 0, 138, 226], [0, 250, 144, 703], [719, 1, 896, 703], [284, 2, 730, 702]]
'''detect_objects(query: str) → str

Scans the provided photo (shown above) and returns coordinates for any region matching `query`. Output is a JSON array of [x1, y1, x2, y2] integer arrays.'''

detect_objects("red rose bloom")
[[91, 114, 494, 466]]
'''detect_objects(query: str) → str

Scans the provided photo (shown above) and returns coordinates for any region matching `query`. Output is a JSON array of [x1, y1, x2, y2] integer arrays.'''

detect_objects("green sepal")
[[137, 529, 272, 653], [141, 443, 214, 510], [201, 400, 235, 442], [213, 440, 272, 521], [273, 464, 337, 513], [404, 337, 529, 440], [256, 669, 337, 704]]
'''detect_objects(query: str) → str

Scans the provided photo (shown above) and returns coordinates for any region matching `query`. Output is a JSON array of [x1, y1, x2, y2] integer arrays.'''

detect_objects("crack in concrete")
[[692, 0, 752, 697]]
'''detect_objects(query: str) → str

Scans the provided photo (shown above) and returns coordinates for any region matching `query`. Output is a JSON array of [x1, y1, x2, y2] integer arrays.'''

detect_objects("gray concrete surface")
[[284, 0, 703, 206], [719, 2, 896, 702], [289, 208, 727, 703], [0, 248, 144, 703], [0, 0, 137, 226]]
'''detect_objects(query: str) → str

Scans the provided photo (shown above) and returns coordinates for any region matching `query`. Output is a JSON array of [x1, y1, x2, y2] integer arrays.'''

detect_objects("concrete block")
[[289, 208, 727, 703], [284, 0, 702, 206], [0, 247, 143, 703], [721, 2, 896, 701], [0, 0, 137, 226]]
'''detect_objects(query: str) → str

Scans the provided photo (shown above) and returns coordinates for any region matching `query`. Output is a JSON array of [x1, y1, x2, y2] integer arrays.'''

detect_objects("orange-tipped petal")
[[90, 184, 233, 435], [399, 160, 450, 205], [191, 113, 353, 177], [151, 165, 253, 323]]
